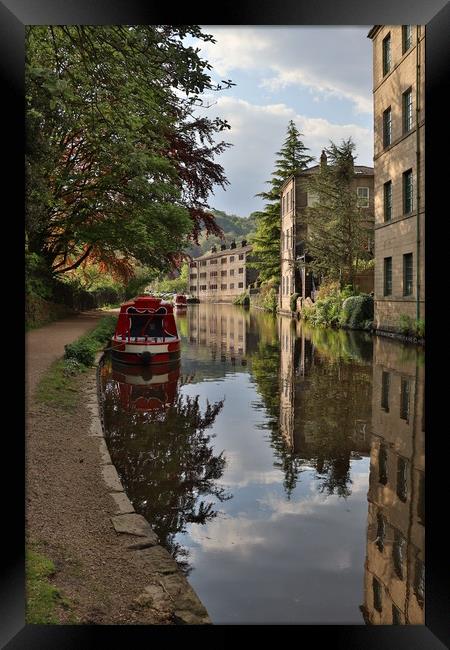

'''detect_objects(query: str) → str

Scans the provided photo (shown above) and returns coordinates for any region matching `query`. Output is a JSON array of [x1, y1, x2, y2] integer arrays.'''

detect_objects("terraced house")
[[189, 240, 258, 302], [368, 25, 425, 332]]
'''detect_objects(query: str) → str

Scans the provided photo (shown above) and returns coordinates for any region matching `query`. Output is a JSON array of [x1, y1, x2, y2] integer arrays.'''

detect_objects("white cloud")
[[202, 96, 373, 215], [200, 27, 372, 115]]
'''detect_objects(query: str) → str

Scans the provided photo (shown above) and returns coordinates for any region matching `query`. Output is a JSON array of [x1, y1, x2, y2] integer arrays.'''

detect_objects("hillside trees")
[[26, 26, 232, 281], [304, 138, 373, 288], [250, 120, 314, 284]]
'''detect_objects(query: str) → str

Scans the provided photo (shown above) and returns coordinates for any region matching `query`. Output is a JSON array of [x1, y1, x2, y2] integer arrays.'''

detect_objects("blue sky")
[[189, 27, 374, 217]]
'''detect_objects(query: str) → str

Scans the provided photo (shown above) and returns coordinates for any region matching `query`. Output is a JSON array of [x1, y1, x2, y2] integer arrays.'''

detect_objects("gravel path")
[[25, 311, 172, 624]]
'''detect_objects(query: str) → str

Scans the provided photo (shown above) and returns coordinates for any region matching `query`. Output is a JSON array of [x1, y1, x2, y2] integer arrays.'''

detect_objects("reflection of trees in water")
[[101, 378, 230, 574], [250, 325, 372, 499]]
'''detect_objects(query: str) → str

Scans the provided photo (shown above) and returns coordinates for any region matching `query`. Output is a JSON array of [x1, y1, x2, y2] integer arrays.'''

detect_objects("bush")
[[233, 292, 250, 306], [64, 338, 98, 366], [290, 292, 300, 313], [262, 287, 278, 312], [340, 294, 374, 329], [398, 314, 425, 338]]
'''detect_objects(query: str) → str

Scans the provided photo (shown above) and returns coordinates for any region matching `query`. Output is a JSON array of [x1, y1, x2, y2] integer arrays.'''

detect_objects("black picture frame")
[[6, 0, 449, 647]]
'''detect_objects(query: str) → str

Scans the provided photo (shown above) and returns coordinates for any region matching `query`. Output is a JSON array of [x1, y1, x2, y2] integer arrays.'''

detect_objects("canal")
[[99, 303, 425, 625]]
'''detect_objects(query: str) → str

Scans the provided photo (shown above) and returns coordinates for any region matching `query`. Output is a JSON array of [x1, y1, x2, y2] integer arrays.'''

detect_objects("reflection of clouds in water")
[[189, 515, 267, 554]]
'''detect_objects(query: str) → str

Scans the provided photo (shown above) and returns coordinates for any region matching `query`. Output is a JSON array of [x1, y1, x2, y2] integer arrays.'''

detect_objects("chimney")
[[230, 239, 236, 249], [220, 243, 227, 251], [211, 245, 217, 253], [320, 150, 327, 170], [241, 239, 247, 247]]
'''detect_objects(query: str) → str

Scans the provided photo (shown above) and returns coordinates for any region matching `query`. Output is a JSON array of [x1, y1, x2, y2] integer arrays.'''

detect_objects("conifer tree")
[[304, 138, 373, 288], [250, 120, 314, 284]]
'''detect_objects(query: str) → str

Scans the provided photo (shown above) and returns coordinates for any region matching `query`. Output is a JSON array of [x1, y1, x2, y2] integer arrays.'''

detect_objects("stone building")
[[188, 240, 258, 302], [279, 157, 374, 314], [360, 336, 424, 624], [368, 25, 425, 332]]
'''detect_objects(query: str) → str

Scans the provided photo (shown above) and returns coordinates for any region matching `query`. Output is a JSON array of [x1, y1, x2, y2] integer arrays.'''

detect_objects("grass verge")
[[26, 547, 75, 624]]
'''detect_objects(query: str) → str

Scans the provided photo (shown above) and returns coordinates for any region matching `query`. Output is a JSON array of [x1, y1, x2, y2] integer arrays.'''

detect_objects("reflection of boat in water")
[[110, 295, 181, 365], [173, 294, 187, 310], [111, 358, 180, 412]]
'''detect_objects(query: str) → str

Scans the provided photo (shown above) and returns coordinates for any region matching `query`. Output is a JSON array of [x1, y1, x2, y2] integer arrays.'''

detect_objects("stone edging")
[[85, 353, 211, 625]]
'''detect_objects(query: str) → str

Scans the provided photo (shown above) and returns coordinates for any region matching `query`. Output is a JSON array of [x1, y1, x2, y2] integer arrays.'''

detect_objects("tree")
[[304, 138, 373, 288], [25, 26, 233, 281], [250, 120, 314, 284]]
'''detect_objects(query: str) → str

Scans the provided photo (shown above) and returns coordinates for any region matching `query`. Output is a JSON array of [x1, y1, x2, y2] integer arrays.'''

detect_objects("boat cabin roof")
[[119, 295, 174, 314]]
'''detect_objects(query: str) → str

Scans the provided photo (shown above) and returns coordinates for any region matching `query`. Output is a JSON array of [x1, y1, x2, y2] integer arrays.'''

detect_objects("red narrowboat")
[[110, 295, 181, 365], [174, 294, 187, 309]]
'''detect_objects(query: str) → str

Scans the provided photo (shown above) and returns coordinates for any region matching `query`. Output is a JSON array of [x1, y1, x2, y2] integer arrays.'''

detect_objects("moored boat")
[[110, 295, 181, 365], [174, 294, 187, 309]]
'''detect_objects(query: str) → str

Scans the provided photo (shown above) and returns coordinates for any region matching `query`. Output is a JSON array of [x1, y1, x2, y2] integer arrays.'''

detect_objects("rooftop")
[[193, 241, 253, 262]]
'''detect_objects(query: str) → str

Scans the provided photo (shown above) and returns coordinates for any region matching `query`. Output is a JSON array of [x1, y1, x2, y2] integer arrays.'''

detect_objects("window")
[[230, 269, 234, 276], [383, 257, 392, 296], [200, 272, 206, 279], [190, 285, 196, 292], [381, 371, 390, 412], [373, 577, 383, 613], [402, 25, 412, 53], [210, 271, 217, 277], [210, 258, 217, 265], [397, 457, 408, 502], [393, 529, 406, 580], [210, 284, 217, 290], [239, 253, 244, 260], [230, 283, 234, 289], [375, 512, 385, 552], [221, 270, 227, 277], [221, 284, 227, 290], [357, 187, 369, 207], [400, 378, 410, 421], [190, 274, 197, 280], [403, 87, 413, 133], [379, 443, 388, 485], [403, 169, 413, 213], [403, 253, 413, 296], [307, 191, 319, 207], [230, 256, 235, 262], [238, 267, 243, 274], [221, 257, 227, 264], [392, 605, 402, 625], [238, 282, 243, 288], [383, 107, 392, 147], [382, 33, 391, 76], [200, 285, 206, 291], [383, 181, 392, 222]]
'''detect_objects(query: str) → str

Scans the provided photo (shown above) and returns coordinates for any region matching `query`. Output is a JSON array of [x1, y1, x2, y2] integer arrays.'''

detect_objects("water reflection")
[[360, 337, 425, 624], [100, 355, 231, 574], [98, 303, 424, 624]]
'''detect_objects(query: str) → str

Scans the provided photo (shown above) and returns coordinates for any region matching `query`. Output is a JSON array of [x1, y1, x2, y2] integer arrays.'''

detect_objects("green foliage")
[[398, 314, 425, 338], [149, 263, 189, 295], [262, 287, 278, 312], [339, 294, 374, 329], [301, 281, 361, 328], [26, 548, 63, 624], [290, 292, 300, 313], [26, 26, 232, 280], [64, 339, 98, 366], [233, 292, 250, 306], [251, 120, 314, 284], [304, 138, 374, 288], [186, 210, 257, 257], [25, 252, 54, 300]]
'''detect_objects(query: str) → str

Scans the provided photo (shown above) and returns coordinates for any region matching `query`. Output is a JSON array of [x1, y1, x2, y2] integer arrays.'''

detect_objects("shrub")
[[64, 338, 98, 366], [398, 314, 425, 338], [262, 287, 278, 312], [340, 294, 374, 329], [233, 292, 250, 307], [290, 292, 300, 313]]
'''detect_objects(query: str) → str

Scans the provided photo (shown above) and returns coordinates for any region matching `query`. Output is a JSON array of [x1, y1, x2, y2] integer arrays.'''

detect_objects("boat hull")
[[110, 339, 181, 366]]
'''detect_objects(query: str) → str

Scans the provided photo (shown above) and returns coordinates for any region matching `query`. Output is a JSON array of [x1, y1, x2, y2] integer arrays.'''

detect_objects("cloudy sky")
[[190, 26, 374, 217]]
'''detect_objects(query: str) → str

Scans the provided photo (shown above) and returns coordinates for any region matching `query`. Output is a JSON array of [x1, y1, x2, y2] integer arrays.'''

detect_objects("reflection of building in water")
[[361, 337, 424, 624], [187, 303, 249, 365], [278, 318, 371, 459]]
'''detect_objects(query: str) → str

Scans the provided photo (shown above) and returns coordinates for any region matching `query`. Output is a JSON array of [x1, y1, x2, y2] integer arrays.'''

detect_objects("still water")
[[99, 303, 424, 625]]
